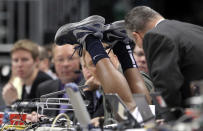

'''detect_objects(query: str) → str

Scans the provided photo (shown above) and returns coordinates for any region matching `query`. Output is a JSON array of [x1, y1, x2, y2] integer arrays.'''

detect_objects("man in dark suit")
[[125, 6, 203, 108]]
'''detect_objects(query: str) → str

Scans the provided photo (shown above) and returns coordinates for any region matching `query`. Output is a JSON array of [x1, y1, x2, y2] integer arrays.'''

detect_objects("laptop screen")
[[105, 93, 140, 127]]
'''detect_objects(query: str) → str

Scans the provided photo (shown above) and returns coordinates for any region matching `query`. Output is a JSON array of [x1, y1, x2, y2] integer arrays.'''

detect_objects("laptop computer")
[[133, 94, 155, 123], [65, 84, 91, 129], [105, 93, 141, 128]]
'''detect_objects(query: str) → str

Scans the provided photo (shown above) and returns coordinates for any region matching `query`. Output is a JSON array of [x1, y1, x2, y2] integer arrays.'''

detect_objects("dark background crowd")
[[0, 0, 203, 45]]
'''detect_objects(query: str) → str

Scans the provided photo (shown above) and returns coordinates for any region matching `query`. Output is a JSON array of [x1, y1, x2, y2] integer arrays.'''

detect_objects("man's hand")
[[26, 111, 44, 123], [2, 83, 18, 105], [84, 76, 100, 91]]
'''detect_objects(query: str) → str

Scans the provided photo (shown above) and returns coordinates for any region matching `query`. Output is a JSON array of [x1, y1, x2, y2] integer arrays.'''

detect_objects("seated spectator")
[[2, 39, 52, 106], [133, 45, 154, 92], [80, 57, 102, 118], [36, 44, 83, 117], [133, 45, 148, 73]]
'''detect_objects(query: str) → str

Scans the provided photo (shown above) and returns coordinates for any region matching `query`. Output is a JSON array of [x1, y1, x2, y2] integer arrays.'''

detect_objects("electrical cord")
[[1, 125, 26, 131], [50, 113, 71, 131], [18, 109, 28, 126], [23, 117, 51, 130], [11, 119, 25, 128]]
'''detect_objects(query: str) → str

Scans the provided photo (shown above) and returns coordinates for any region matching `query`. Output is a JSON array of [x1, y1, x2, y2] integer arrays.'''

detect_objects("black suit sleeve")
[[143, 32, 184, 107], [36, 80, 59, 98]]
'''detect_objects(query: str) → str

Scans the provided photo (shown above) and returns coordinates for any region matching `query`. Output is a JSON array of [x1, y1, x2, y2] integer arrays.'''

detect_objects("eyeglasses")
[[55, 56, 79, 64]]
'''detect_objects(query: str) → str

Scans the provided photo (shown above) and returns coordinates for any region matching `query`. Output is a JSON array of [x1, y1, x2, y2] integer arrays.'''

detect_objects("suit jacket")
[[37, 79, 61, 99], [143, 20, 203, 107], [36, 79, 63, 116], [37, 74, 85, 98], [22, 71, 52, 100]]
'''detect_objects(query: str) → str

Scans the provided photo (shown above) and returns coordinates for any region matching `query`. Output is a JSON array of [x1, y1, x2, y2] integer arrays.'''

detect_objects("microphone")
[[74, 63, 82, 74], [41, 90, 66, 98], [40, 84, 87, 98], [74, 70, 81, 74], [10, 101, 38, 111]]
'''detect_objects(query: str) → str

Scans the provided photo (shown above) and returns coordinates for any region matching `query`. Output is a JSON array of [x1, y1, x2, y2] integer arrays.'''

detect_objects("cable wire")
[[50, 113, 71, 131]]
